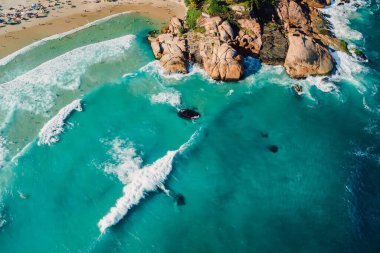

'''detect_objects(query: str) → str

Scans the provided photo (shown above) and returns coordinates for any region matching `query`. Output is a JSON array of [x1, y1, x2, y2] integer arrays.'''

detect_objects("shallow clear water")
[[0, 3, 380, 253]]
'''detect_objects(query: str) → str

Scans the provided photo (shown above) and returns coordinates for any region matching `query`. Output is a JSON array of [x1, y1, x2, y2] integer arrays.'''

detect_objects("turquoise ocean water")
[[0, 1, 380, 252]]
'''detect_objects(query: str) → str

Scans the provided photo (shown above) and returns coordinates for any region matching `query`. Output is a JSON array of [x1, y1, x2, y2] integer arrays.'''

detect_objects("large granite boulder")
[[284, 32, 334, 78], [203, 16, 223, 37], [150, 33, 188, 74], [277, 0, 310, 33], [199, 41, 244, 81], [303, 0, 331, 8], [218, 20, 234, 42], [168, 17, 184, 35], [235, 19, 262, 56], [202, 17, 234, 42]]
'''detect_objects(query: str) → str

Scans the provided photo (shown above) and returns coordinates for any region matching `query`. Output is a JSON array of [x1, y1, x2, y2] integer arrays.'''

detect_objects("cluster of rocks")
[[148, 0, 343, 81]]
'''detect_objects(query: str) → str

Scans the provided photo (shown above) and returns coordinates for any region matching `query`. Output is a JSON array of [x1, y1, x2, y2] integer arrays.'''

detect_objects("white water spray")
[[98, 132, 197, 233], [38, 99, 82, 146]]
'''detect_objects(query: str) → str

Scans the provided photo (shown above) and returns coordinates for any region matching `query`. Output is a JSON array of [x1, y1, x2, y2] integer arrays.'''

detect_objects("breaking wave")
[[0, 35, 135, 117], [0, 11, 133, 66], [150, 91, 181, 107], [97, 131, 198, 233], [305, 49, 366, 93], [102, 139, 143, 184], [321, 0, 367, 41], [38, 99, 82, 146]]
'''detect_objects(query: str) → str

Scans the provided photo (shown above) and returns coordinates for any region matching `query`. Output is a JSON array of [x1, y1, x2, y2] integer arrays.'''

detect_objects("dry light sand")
[[0, 0, 186, 58]]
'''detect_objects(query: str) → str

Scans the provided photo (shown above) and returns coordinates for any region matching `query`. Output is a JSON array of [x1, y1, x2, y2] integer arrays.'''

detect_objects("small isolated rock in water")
[[260, 132, 269, 138], [178, 109, 200, 120], [268, 145, 279, 153], [353, 48, 368, 61], [293, 83, 303, 95], [175, 194, 186, 206]]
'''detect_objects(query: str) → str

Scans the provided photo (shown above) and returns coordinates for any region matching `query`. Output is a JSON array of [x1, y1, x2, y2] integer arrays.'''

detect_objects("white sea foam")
[[103, 139, 143, 184], [150, 91, 181, 107], [140, 61, 203, 81], [38, 99, 82, 146], [320, 0, 366, 41], [226, 89, 234, 96], [0, 11, 133, 66], [305, 49, 366, 94], [0, 136, 8, 167], [0, 204, 6, 229], [0, 35, 135, 117], [98, 132, 198, 233]]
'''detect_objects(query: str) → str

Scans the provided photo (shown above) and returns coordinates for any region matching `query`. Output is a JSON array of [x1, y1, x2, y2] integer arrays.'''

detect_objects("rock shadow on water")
[[243, 56, 262, 79], [174, 193, 186, 206]]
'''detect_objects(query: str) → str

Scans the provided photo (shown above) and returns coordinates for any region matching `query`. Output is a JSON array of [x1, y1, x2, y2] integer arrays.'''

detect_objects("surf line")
[[97, 131, 198, 234], [0, 11, 134, 66]]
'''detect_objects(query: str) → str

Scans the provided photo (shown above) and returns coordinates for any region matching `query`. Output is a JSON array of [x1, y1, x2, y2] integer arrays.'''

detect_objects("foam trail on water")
[[38, 99, 82, 146], [0, 35, 135, 116], [150, 91, 181, 107], [98, 131, 198, 233], [0, 11, 133, 66], [102, 139, 143, 184]]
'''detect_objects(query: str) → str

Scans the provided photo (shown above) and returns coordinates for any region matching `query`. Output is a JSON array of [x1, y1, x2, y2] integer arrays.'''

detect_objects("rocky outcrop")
[[149, 32, 188, 74], [201, 17, 234, 42], [277, 0, 335, 78], [260, 24, 288, 65], [149, 16, 245, 81], [277, 0, 310, 33], [200, 40, 243, 81], [235, 19, 262, 56], [303, 0, 331, 8], [168, 17, 184, 35], [284, 32, 334, 78], [148, 0, 343, 81]]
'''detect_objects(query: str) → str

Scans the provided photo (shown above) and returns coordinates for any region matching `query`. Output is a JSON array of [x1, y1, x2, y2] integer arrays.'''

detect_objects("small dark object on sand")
[[178, 109, 200, 120], [268, 145, 279, 153], [175, 194, 186, 206]]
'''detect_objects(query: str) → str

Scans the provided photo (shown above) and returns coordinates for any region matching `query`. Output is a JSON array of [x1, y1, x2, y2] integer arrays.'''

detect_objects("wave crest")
[[38, 99, 82, 146], [98, 131, 198, 233], [0, 35, 135, 118]]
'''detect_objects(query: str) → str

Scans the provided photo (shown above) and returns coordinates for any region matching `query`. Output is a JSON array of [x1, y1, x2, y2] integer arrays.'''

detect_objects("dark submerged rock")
[[175, 194, 186, 206], [260, 132, 269, 138], [178, 109, 200, 120], [268, 145, 279, 153]]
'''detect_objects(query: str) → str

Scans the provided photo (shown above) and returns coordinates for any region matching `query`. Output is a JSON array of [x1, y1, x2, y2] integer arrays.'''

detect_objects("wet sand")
[[0, 0, 186, 58]]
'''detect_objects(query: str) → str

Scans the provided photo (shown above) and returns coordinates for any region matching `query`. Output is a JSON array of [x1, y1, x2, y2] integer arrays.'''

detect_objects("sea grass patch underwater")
[[0, 2, 380, 253]]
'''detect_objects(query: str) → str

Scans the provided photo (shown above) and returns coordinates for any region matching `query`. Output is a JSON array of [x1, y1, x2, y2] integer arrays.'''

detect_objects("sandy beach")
[[0, 0, 186, 58]]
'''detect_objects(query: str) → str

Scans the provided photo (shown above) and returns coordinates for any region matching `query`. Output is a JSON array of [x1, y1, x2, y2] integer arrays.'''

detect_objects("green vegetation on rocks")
[[186, 6, 202, 30]]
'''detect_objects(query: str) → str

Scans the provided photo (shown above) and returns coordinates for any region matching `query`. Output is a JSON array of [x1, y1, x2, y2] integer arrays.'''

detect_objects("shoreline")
[[0, 0, 186, 59]]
